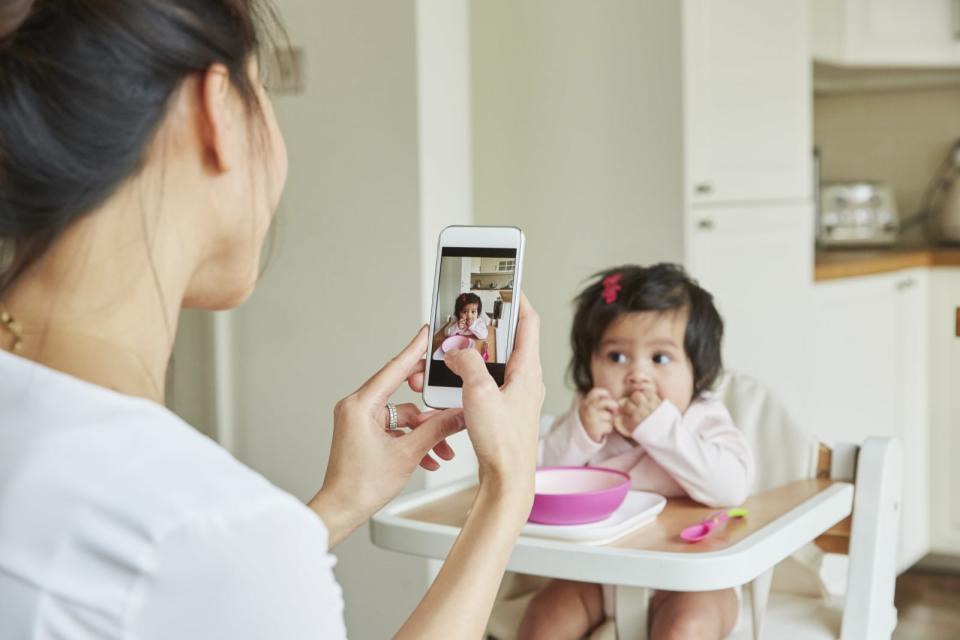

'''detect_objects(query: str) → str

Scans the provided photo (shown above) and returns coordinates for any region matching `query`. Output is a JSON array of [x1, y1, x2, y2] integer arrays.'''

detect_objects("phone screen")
[[428, 247, 517, 387]]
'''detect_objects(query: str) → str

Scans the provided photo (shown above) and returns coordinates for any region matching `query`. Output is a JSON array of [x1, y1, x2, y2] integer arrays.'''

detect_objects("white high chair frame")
[[371, 436, 901, 640]]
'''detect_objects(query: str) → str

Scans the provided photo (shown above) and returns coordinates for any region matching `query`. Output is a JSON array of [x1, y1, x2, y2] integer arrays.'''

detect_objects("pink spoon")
[[680, 508, 748, 543]]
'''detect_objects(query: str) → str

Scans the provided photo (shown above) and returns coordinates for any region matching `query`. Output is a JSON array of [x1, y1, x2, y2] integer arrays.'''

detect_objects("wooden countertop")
[[815, 246, 960, 281]]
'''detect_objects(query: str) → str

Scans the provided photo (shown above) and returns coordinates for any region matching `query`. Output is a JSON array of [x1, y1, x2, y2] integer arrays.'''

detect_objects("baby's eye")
[[653, 353, 672, 365], [606, 352, 628, 364]]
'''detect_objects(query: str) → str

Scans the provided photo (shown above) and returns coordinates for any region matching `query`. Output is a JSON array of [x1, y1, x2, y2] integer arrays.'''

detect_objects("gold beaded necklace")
[[0, 304, 23, 353], [0, 305, 163, 399]]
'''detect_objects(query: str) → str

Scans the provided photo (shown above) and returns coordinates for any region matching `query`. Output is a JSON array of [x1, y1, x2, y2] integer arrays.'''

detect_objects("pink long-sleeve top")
[[541, 394, 755, 508]]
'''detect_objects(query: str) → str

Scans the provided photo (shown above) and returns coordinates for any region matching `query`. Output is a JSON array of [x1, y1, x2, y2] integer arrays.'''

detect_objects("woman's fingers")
[[408, 408, 460, 460], [444, 348, 498, 394], [404, 406, 467, 459], [384, 402, 423, 429], [387, 428, 443, 470], [407, 370, 425, 393], [356, 326, 429, 406], [431, 438, 456, 461], [503, 293, 542, 387], [404, 359, 426, 393]]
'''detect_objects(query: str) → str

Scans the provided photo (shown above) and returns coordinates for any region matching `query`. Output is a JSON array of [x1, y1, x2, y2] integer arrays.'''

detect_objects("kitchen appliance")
[[926, 140, 960, 244], [817, 181, 900, 248]]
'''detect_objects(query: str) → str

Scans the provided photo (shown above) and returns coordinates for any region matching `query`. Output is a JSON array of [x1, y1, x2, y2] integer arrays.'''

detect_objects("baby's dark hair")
[[569, 263, 724, 398], [454, 292, 482, 317]]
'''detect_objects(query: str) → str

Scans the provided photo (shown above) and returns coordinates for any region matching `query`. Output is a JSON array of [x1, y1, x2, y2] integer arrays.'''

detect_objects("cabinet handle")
[[697, 218, 715, 231], [694, 183, 713, 195], [955, 307, 959, 337], [895, 278, 915, 291]]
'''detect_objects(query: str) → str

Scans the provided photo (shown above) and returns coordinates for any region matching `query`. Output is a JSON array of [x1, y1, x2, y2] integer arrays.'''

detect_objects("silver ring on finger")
[[386, 402, 399, 431]]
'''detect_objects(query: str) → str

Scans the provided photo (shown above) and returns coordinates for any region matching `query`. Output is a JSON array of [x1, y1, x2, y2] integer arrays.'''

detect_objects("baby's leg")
[[517, 579, 605, 640], [647, 588, 738, 640]]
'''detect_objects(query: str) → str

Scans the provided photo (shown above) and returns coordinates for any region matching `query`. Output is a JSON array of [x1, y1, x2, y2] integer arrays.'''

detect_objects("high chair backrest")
[[715, 370, 902, 639], [712, 371, 853, 553], [711, 371, 820, 493]]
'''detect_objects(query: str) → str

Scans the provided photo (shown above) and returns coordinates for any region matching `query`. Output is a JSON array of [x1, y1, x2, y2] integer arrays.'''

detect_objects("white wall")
[[470, 0, 686, 416], [228, 1, 429, 637], [436, 257, 463, 326], [415, 0, 478, 488], [169, 1, 476, 637]]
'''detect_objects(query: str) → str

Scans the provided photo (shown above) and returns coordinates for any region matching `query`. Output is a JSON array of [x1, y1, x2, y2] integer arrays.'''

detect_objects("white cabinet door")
[[684, 0, 811, 204], [813, 270, 930, 572], [929, 268, 960, 555], [685, 203, 815, 427], [813, 0, 960, 67], [895, 270, 930, 570]]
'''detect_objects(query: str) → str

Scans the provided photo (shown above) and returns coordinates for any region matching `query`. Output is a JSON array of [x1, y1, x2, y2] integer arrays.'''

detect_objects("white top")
[[0, 350, 347, 639]]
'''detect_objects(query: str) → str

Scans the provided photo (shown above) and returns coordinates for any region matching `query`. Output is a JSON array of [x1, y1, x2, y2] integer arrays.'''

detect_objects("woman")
[[0, 1, 544, 638]]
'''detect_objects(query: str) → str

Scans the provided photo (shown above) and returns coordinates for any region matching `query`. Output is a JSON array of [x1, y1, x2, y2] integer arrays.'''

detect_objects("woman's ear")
[[198, 64, 238, 173]]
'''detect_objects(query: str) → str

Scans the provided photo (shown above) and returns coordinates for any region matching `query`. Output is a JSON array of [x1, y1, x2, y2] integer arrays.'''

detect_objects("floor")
[[893, 570, 960, 639]]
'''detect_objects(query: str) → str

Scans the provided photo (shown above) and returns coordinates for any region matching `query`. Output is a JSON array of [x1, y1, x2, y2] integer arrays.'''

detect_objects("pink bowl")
[[441, 335, 473, 352], [528, 466, 630, 525]]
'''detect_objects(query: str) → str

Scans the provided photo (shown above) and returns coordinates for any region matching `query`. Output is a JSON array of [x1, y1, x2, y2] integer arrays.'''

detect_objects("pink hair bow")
[[601, 273, 622, 304]]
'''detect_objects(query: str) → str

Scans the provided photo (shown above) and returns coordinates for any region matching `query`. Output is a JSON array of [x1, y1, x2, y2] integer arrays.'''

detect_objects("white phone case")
[[423, 226, 524, 409]]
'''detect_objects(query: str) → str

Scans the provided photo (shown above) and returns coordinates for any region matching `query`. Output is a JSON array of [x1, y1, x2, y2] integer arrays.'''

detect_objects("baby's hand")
[[617, 384, 661, 436], [579, 388, 619, 443], [457, 317, 468, 331]]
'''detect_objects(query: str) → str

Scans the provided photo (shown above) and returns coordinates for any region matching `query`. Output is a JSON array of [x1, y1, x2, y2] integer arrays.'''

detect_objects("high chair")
[[484, 371, 902, 640]]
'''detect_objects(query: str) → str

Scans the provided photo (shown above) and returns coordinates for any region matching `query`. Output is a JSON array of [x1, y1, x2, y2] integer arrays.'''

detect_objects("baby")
[[444, 292, 488, 339], [521, 263, 754, 640]]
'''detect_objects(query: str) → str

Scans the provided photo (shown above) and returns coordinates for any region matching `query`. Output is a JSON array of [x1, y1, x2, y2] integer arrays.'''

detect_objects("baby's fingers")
[[597, 397, 620, 415], [588, 387, 614, 400], [642, 386, 661, 404]]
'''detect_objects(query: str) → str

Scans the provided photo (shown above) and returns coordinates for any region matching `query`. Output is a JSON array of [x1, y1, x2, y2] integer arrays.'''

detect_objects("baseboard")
[[912, 553, 960, 575]]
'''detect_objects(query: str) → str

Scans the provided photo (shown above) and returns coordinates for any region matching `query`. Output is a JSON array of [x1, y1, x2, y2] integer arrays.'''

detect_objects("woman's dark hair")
[[569, 263, 724, 399], [454, 292, 482, 317], [0, 0, 283, 296]]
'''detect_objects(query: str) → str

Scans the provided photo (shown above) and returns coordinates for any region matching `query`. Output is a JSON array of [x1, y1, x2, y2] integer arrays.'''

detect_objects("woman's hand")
[[443, 294, 544, 507], [309, 326, 464, 547], [579, 388, 618, 443], [395, 295, 545, 639]]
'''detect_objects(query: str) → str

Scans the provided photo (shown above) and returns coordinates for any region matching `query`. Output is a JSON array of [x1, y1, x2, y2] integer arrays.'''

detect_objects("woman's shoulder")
[[0, 358, 325, 616], [0, 388, 339, 639]]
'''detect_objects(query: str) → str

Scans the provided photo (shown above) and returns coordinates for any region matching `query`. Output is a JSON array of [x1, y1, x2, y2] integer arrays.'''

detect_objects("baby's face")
[[590, 310, 695, 414], [459, 303, 479, 325]]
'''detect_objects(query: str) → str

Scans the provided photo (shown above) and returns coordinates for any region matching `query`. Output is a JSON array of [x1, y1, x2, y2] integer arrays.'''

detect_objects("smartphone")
[[423, 225, 525, 409]]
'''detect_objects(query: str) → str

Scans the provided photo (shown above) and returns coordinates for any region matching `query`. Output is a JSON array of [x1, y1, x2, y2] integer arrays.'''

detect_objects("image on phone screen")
[[428, 247, 517, 388]]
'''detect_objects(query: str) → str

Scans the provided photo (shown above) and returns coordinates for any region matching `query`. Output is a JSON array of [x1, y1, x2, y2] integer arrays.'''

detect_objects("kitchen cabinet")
[[685, 0, 811, 204], [812, 269, 930, 572], [812, 0, 960, 67], [478, 257, 515, 274], [686, 203, 815, 427], [929, 268, 960, 555]]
